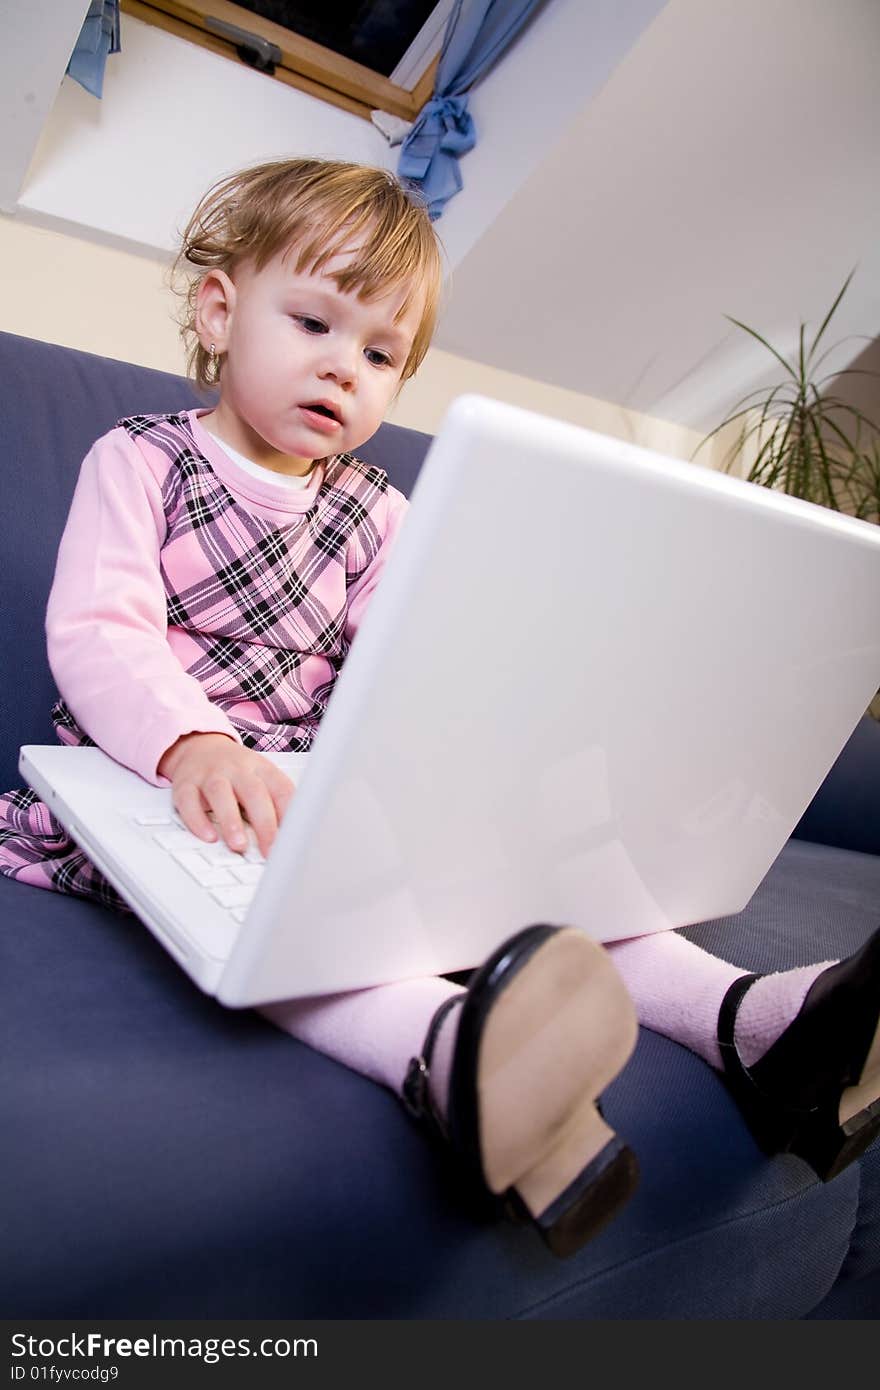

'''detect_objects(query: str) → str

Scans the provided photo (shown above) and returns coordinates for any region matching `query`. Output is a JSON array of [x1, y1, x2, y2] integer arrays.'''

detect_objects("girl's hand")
[[157, 733, 295, 858]]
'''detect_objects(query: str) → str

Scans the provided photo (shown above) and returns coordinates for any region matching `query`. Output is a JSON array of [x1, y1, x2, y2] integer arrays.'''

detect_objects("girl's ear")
[[194, 270, 236, 353]]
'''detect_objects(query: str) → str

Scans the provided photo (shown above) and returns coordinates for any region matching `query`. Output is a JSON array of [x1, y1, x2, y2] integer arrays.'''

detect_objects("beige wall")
[[388, 347, 707, 463], [0, 214, 182, 371], [0, 211, 714, 464]]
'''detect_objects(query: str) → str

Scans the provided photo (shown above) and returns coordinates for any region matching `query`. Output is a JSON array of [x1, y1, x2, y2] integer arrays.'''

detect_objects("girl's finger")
[[203, 777, 249, 852], [174, 780, 219, 844], [238, 778, 282, 858], [264, 766, 296, 823]]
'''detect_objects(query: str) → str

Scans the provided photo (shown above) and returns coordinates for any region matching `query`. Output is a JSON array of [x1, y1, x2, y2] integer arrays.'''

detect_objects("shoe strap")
[[401, 993, 464, 1138], [717, 972, 761, 1075]]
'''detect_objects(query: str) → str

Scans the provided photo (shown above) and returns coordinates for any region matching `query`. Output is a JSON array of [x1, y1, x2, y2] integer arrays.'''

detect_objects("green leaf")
[[696, 269, 879, 525], [808, 269, 855, 361], [724, 315, 797, 379], [804, 411, 841, 509], [812, 333, 875, 377]]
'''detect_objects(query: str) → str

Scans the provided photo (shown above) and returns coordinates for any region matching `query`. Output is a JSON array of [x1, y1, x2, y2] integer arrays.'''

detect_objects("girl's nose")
[[319, 341, 358, 390]]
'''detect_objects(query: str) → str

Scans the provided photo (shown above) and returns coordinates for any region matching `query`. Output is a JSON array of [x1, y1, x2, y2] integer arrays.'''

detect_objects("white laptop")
[[20, 394, 880, 1007]]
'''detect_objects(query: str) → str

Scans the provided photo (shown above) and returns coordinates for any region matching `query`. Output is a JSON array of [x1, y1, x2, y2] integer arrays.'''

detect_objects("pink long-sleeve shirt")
[[45, 409, 409, 784]]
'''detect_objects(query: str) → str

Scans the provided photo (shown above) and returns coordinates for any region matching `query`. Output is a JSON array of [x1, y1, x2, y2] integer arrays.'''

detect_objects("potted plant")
[[696, 272, 880, 717], [696, 271, 880, 525]]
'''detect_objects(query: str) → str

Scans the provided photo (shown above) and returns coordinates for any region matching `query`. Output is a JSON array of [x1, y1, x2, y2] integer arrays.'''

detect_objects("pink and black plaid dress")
[[0, 410, 408, 908]]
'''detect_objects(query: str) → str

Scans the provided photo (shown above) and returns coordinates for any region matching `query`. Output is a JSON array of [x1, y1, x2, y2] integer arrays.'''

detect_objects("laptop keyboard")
[[131, 812, 266, 923]]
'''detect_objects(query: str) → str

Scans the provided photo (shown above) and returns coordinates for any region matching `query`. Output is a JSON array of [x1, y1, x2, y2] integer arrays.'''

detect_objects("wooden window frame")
[[120, 0, 438, 122]]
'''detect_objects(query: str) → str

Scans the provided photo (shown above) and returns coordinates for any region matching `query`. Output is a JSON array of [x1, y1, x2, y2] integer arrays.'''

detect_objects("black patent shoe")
[[717, 926, 880, 1181], [402, 924, 640, 1258]]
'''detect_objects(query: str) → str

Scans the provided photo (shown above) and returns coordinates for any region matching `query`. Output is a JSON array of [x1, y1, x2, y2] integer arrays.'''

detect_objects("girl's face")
[[197, 245, 425, 475]]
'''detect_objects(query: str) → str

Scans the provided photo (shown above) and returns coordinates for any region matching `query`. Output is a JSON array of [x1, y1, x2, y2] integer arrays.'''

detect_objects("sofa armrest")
[[792, 715, 880, 856]]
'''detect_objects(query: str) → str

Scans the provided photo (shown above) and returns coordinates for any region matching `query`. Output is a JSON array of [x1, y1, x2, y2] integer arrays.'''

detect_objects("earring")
[[209, 342, 219, 381]]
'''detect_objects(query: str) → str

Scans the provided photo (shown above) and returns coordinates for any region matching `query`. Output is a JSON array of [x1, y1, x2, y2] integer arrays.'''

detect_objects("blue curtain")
[[398, 0, 548, 220], [66, 1, 121, 99]]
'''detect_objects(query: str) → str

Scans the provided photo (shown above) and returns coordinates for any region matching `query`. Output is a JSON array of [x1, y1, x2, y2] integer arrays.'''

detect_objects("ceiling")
[[431, 0, 880, 433]]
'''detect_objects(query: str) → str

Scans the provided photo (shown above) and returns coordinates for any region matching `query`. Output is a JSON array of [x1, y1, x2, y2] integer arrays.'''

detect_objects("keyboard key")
[[228, 862, 264, 885], [153, 828, 201, 850], [197, 841, 246, 867], [132, 812, 264, 934], [171, 851, 236, 888], [210, 883, 256, 909]]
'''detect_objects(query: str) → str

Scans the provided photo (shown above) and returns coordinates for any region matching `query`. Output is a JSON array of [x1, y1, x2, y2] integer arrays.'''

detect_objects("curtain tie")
[[398, 95, 476, 181]]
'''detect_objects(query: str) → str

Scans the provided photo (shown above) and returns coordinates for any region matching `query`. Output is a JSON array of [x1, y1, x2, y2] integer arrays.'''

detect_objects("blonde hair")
[[173, 158, 444, 391]]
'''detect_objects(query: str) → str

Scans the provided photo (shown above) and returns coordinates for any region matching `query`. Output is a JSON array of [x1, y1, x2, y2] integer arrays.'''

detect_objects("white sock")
[[260, 975, 463, 1102], [731, 962, 831, 1068], [607, 932, 832, 1071]]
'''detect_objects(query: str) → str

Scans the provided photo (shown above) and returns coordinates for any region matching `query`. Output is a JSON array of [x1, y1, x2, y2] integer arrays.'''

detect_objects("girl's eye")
[[365, 348, 392, 368], [295, 315, 328, 334]]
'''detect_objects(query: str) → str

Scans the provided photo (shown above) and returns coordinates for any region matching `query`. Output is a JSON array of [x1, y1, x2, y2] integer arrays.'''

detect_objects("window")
[[121, 0, 446, 121]]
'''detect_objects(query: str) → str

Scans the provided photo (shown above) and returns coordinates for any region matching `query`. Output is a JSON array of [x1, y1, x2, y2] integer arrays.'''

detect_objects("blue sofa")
[[2, 329, 880, 1319]]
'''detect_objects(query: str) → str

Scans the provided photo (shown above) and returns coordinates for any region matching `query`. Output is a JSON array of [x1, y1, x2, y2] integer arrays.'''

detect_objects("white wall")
[[436, 0, 667, 269], [435, 0, 880, 432], [0, 0, 90, 213], [13, 13, 391, 254], [0, 0, 710, 461], [5, 3, 666, 270]]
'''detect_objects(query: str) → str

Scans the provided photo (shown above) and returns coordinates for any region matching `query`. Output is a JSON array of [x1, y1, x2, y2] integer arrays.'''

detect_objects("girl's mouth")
[[299, 403, 342, 433]]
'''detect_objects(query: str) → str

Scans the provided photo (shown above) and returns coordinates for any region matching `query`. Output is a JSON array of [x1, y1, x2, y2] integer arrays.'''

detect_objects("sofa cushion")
[[3, 834, 879, 1318], [792, 713, 880, 857]]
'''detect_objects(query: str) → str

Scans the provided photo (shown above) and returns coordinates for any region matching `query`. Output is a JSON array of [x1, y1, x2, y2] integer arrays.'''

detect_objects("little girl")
[[2, 158, 878, 1260]]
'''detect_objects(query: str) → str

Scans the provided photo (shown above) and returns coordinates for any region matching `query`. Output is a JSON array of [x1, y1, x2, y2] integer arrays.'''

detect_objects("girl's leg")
[[261, 976, 462, 1102], [262, 925, 640, 1259], [607, 927, 880, 1179], [607, 930, 833, 1071], [0, 788, 129, 910]]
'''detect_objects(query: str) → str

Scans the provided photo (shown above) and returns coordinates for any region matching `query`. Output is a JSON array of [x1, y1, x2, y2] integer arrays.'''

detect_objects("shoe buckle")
[[401, 1055, 430, 1120]]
